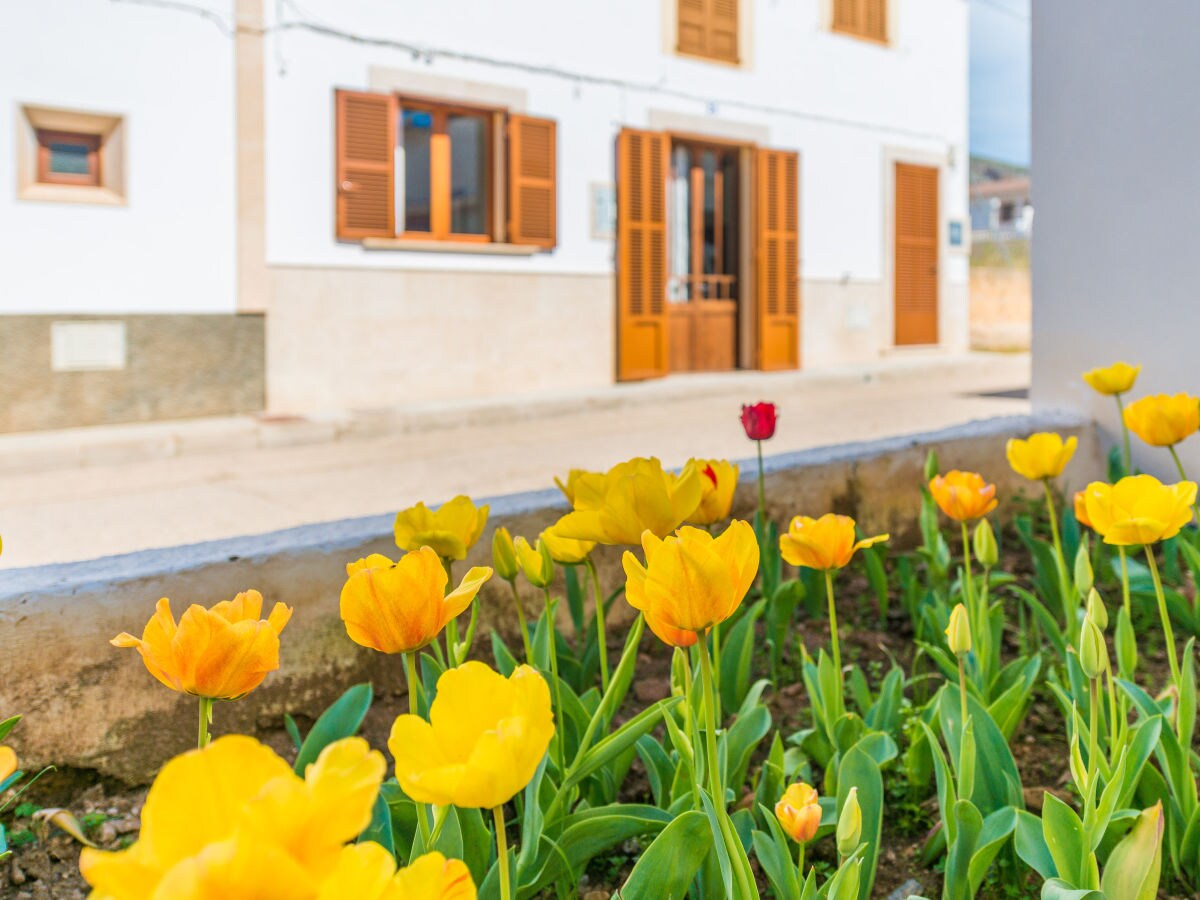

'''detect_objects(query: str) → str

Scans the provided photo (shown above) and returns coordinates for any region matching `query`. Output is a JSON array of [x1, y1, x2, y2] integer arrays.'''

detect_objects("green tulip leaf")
[[1100, 803, 1165, 900], [1042, 792, 1087, 887], [620, 810, 713, 899], [292, 682, 372, 776]]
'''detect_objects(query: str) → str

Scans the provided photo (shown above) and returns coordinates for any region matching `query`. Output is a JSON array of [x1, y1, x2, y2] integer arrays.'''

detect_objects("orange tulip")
[[340, 548, 492, 654], [779, 514, 888, 571], [775, 782, 821, 844], [929, 471, 998, 522], [1074, 490, 1092, 529], [111, 591, 291, 700], [685, 458, 739, 526]]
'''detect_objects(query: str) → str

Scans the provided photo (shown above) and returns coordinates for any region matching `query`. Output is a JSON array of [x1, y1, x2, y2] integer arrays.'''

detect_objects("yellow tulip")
[[1083, 475, 1197, 546], [1074, 490, 1093, 529], [929, 471, 998, 522], [340, 548, 492, 655], [388, 662, 554, 809], [540, 521, 595, 564], [685, 458, 739, 526], [394, 496, 490, 561], [622, 520, 758, 648], [80, 735, 385, 896], [1122, 393, 1200, 447], [316, 845, 476, 900], [553, 468, 596, 506], [111, 591, 291, 701], [1082, 361, 1141, 396], [1006, 432, 1078, 481], [779, 514, 888, 571], [555, 457, 703, 545], [0, 745, 16, 784], [514, 536, 554, 589], [775, 782, 821, 844], [945, 603, 971, 655], [389, 851, 477, 899]]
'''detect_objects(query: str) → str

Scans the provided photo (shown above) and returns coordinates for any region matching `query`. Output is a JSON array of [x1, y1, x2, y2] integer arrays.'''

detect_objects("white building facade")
[[2, 0, 969, 430]]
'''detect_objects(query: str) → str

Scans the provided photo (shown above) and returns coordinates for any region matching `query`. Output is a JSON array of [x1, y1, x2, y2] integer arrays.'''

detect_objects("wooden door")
[[754, 148, 800, 370], [617, 129, 670, 381], [894, 162, 939, 345]]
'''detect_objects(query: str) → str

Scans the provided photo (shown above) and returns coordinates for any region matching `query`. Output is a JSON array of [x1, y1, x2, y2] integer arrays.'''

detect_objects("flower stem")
[[441, 557, 461, 666], [584, 556, 610, 692], [543, 587, 566, 774], [1042, 481, 1072, 632], [1167, 445, 1200, 521], [1144, 549, 1181, 693], [405, 650, 433, 848], [957, 653, 969, 727], [1086, 677, 1100, 807], [756, 441, 766, 519], [679, 648, 702, 806], [960, 522, 976, 616], [1118, 546, 1131, 618], [493, 805, 512, 900], [796, 841, 806, 882], [509, 579, 533, 662], [197, 696, 213, 749], [1115, 393, 1132, 475], [824, 569, 844, 719]]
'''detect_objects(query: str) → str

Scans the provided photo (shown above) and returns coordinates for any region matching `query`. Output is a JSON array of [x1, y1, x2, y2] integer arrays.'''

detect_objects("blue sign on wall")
[[948, 220, 963, 247]]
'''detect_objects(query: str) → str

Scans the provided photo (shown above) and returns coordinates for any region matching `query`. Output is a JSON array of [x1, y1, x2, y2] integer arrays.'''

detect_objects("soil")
[[2, 541, 1195, 899]]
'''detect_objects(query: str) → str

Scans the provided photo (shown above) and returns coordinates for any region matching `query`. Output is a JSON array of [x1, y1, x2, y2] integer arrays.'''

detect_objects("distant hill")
[[970, 154, 1029, 185]]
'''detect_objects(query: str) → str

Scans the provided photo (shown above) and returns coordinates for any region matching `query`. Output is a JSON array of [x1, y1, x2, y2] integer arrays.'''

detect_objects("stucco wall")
[[1030, 0, 1200, 477], [0, 412, 1096, 783]]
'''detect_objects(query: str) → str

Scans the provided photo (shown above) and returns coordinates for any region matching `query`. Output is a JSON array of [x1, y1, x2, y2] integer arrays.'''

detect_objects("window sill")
[[18, 183, 125, 206], [361, 238, 542, 255]]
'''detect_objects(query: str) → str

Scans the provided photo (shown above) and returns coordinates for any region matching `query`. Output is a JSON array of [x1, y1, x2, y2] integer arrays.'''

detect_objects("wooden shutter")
[[508, 115, 557, 249], [894, 162, 939, 345], [676, 0, 739, 63], [335, 90, 395, 240], [754, 149, 800, 370], [617, 129, 670, 381], [833, 0, 887, 42], [863, 0, 887, 42]]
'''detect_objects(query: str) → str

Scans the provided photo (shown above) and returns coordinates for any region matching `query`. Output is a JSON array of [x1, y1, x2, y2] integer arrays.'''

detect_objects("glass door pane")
[[400, 108, 432, 233], [447, 113, 488, 236]]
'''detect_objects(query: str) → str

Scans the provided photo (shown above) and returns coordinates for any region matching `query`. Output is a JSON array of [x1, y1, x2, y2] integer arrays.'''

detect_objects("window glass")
[[400, 108, 432, 233], [48, 141, 92, 176], [447, 113, 488, 235]]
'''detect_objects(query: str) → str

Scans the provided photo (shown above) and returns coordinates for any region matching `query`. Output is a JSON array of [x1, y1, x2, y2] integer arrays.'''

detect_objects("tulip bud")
[[492, 527, 519, 582], [1116, 606, 1138, 676], [1079, 616, 1107, 680], [514, 537, 555, 589], [924, 450, 940, 483], [1074, 540, 1094, 597], [945, 603, 971, 656], [973, 519, 998, 569], [837, 787, 862, 858], [1086, 589, 1107, 631]]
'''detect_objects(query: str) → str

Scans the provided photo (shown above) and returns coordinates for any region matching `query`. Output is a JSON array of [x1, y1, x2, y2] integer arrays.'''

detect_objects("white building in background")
[[1, 0, 969, 431]]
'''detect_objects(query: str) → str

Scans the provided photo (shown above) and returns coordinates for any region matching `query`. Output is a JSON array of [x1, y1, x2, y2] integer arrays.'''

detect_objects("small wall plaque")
[[948, 220, 964, 247], [590, 182, 616, 240], [51, 321, 127, 372]]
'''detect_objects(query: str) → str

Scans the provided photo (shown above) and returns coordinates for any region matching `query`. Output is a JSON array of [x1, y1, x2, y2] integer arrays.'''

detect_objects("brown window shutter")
[[863, 0, 887, 41], [754, 148, 801, 370], [507, 114, 557, 249], [617, 129, 670, 381], [710, 0, 739, 62], [677, 0, 709, 56], [335, 90, 395, 240], [894, 162, 939, 345], [832, 0, 859, 34]]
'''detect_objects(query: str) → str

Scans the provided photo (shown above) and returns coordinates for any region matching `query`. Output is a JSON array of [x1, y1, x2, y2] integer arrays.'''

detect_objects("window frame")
[[395, 96, 495, 244], [36, 128, 102, 187]]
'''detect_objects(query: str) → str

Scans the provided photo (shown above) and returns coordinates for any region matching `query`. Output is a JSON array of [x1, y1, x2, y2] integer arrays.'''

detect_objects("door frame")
[[881, 146, 946, 348]]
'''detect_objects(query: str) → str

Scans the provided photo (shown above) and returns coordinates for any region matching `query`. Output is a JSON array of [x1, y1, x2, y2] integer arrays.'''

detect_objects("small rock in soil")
[[886, 879, 924, 900]]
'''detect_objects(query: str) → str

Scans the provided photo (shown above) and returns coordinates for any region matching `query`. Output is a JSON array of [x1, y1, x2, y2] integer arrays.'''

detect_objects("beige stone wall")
[[265, 267, 615, 414], [970, 266, 1031, 351], [0, 315, 265, 433], [0, 414, 1098, 782]]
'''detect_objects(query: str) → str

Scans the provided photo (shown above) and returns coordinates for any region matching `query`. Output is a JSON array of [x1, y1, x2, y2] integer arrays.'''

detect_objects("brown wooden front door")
[[893, 162, 939, 346], [754, 148, 800, 369]]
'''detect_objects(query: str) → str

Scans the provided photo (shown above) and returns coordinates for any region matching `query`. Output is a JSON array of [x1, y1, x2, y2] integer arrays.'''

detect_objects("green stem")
[[1167, 445, 1200, 522], [679, 648, 702, 806], [1043, 481, 1073, 633], [824, 569, 844, 719], [509, 579, 534, 662], [197, 696, 213, 749], [405, 650, 433, 848], [543, 587, 566, 774], [584, 556, 610, 692], [957, 653, 968, 726], [960, 521, 978, 644], [712, 618, 723, 725], [442, 557, 461, 666], [429, 804, 449, 847], [796, 841, 806, 882], [1144, 549, 1181, 693], [1116, 393, 1132, 476], [1086, 677, 1100, 808], [493, 805, 512, 900], [1118, 546, 1131, 618], [756, 441, 766, 519]]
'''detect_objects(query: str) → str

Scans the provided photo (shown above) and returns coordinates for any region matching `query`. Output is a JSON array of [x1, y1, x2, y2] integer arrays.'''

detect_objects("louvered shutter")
[[894, 162, 939, 345], [677, 0, 708, 56], [677, 0, 738, 62], [863, 0, 887, 41], [755, 148, 800, 370], [832, 0, 859, 34], [335, 90, 395, 240], [617, 129, 670, 381], [508, 115, 557, 249]]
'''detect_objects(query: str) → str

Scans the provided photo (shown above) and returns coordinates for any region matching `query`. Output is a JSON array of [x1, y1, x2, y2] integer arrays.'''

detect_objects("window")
[[335, 90, 556, 250], [398, 101, 491, 241], [676, 0, 739, 64], [37, 130, 101, 187], [832, 0, 888, 44]]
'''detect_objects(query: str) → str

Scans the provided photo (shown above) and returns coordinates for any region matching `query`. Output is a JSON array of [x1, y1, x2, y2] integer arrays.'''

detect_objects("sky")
[[969, 0, 1030, 166]]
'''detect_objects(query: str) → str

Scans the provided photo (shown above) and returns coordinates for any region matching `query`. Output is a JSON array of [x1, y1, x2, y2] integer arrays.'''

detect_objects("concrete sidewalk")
[[0, 352, 1030, 568]]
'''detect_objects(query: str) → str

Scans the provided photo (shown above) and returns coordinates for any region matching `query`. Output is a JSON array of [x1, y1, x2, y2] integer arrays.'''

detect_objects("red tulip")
[[740, 402, 778, 441]]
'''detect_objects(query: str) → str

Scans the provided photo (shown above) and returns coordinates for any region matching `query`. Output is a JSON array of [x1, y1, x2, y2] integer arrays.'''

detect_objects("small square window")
[[36, 129, 101, 187]]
